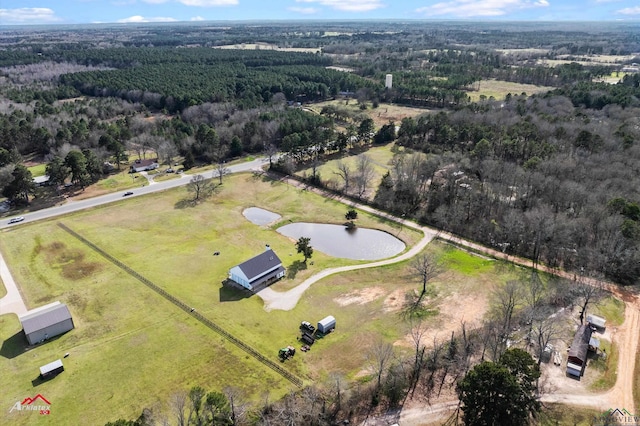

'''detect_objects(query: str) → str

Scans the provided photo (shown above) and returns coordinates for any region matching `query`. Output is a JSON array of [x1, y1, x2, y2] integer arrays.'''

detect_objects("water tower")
[[385, 74, 393, 89]]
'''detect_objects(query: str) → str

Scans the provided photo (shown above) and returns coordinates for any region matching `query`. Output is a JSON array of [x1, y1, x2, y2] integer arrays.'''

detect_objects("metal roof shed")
[[567, 324, 592, 367], [19, 302, 74, 345], [317, 315, 336, 334], [39, 359, 64, 378]]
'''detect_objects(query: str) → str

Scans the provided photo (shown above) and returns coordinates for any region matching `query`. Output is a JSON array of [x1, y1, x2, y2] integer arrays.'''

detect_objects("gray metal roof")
[[19, 302, 72, 335], [238, 249, 283, 282], [568, 324, 592, 364], [40, 359, 63, 375]]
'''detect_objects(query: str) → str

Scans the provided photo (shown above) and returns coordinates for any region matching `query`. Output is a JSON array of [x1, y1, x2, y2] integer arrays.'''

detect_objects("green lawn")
[[0, 172, 427, 424], [1, 171, 613, 424], [27, 164, 47, 178]]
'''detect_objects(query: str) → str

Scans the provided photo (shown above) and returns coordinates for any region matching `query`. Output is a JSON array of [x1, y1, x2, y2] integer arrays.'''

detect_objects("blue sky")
[[0, 0, 639, 25]]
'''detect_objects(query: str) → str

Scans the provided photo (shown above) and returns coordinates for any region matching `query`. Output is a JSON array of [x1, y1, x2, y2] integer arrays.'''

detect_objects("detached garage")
[[19, 301, 74, 345]]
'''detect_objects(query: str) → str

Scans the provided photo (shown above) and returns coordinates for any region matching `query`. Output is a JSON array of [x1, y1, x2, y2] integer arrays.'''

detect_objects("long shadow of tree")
[[286, 260, 307, 279]]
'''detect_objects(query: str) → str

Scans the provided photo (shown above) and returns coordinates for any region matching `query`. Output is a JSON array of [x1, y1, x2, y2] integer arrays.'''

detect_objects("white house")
[[228, 247, 285, 291], [130, 159, 159, 173]]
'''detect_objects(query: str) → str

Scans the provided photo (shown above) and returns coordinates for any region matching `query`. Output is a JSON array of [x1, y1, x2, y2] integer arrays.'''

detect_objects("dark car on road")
[[123, 191, 134, 197]]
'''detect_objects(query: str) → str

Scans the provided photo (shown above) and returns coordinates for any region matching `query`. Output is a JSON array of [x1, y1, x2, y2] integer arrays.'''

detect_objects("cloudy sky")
[[1, 0, 639, 25]]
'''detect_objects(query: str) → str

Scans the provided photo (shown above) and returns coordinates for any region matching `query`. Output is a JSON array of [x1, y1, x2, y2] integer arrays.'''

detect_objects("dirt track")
[[270, 175, 640, 420]]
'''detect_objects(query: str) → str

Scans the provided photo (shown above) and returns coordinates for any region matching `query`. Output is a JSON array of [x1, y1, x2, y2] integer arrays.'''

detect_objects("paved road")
[[0, 157, 269, 315], [0, 252, 27, 316], [0, 157, 269, 230]]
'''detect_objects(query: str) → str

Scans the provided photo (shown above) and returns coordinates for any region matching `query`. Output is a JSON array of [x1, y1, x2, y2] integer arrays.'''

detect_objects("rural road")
[[0, 157, 270, 315], [1, 160, 638, 419], [0, 156, 269, 230]]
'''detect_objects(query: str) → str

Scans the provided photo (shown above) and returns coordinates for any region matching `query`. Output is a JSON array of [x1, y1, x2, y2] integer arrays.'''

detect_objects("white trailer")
[[317, 315, 336, 334], [587, 314, 606, 330]]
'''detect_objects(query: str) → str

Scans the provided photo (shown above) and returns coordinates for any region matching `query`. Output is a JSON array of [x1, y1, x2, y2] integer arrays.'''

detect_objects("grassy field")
[[538, 404, 605, 425], [467, 79, 554, 102], [0, 172, 428, 424], [296, 144, 409, 197], [0, 171, 627, 423], [307, 100, 430, 129]]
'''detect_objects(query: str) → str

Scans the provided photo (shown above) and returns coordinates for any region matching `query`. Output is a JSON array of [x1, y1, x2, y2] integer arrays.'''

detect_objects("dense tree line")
[[376, 88, 640, 284]]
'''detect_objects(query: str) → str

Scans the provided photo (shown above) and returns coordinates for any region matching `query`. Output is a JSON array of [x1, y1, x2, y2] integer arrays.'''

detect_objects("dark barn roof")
[[568, 324, 592, 365], [238, 250, 283, 283], [20, 302, 72, 335]]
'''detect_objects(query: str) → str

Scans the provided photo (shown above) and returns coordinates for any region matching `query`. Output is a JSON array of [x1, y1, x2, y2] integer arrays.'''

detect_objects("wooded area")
[[1, 21, 639, 288]]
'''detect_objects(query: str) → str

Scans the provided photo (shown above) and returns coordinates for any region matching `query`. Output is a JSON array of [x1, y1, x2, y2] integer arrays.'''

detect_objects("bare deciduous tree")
[[334, 160, 352, 194], [367, 341, 395, 393], [572, 277, 605, 324], [187, 174, 214, 201], [354, 154, 375, 198], [411, 253, 441, 303], [170, 390, 188, 426]]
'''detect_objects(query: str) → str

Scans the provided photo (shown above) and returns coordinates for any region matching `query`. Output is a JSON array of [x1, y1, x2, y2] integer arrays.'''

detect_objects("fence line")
[[58, 222, 303, 388]]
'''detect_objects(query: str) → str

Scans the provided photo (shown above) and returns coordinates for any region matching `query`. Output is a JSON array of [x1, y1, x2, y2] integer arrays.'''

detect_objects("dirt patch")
[[383, 288, 406, 313], [42, 241, 103, 280], [334, 287, 386, 306], [402, 291, 489, 347]]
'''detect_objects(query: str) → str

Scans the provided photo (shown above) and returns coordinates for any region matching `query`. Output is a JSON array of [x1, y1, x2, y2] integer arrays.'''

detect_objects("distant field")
[[213, 43, 321, 53], [308, 100, 430, 129], [467, 79, 554, 102]]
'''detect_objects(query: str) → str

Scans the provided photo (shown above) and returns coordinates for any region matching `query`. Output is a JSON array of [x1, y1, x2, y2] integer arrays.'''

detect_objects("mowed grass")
[[296, 144, 404, 195], [589, 339, 618, 392], [308, 100, 430, 129], [0, 172, 427, 424], [537, 404, 604, 425], [467, 79, 554, 102]]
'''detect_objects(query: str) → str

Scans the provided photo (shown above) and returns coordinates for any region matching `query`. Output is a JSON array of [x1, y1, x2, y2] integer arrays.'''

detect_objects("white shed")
[[19, 302, 74, 345], [587, 314, 606, 329], [317, 315, 336, 334]]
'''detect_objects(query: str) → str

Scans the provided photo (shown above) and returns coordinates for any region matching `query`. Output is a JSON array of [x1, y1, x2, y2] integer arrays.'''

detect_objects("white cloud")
[[191, 16, 205, 20], [288, 7, 320, 14], [117, 15, 178, 22], [141, 0, 171, 4], [416, 0, 549, 17], [0, 7, 61, 24], [177, 0, 238, 6], [295, 0, 384, 12], [617, 6, 640, 14]]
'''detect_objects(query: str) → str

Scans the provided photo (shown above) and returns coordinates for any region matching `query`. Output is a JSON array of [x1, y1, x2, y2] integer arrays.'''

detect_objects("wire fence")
[[58, 222, 303, 388]]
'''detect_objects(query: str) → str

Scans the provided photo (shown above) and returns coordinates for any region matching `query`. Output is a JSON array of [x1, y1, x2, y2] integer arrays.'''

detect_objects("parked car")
[[8, 216, 24, 224], [123, 191, 134, 197], [300, 321, 315, 333]]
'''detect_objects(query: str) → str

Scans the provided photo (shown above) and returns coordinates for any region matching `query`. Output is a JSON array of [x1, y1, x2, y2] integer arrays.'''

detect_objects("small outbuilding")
[[228, 247, 285, 291], [19, 301, 74, 345], [317, 315, 336, 334], [567, 324, 592, 377], [39, 359, 64, 379], [587, 314, 606, 330]]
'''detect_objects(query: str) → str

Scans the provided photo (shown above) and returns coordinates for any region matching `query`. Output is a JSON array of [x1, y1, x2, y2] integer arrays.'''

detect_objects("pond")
[[277, 222, 405, 260], [243, 207, 282, 226]]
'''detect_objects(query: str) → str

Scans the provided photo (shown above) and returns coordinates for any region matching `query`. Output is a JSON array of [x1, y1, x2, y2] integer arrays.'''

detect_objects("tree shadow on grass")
[[219, 279, 253, 302], [286, 260, 307, 280], [174, 198, 198, 209], [1, 331, 27, 359]]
